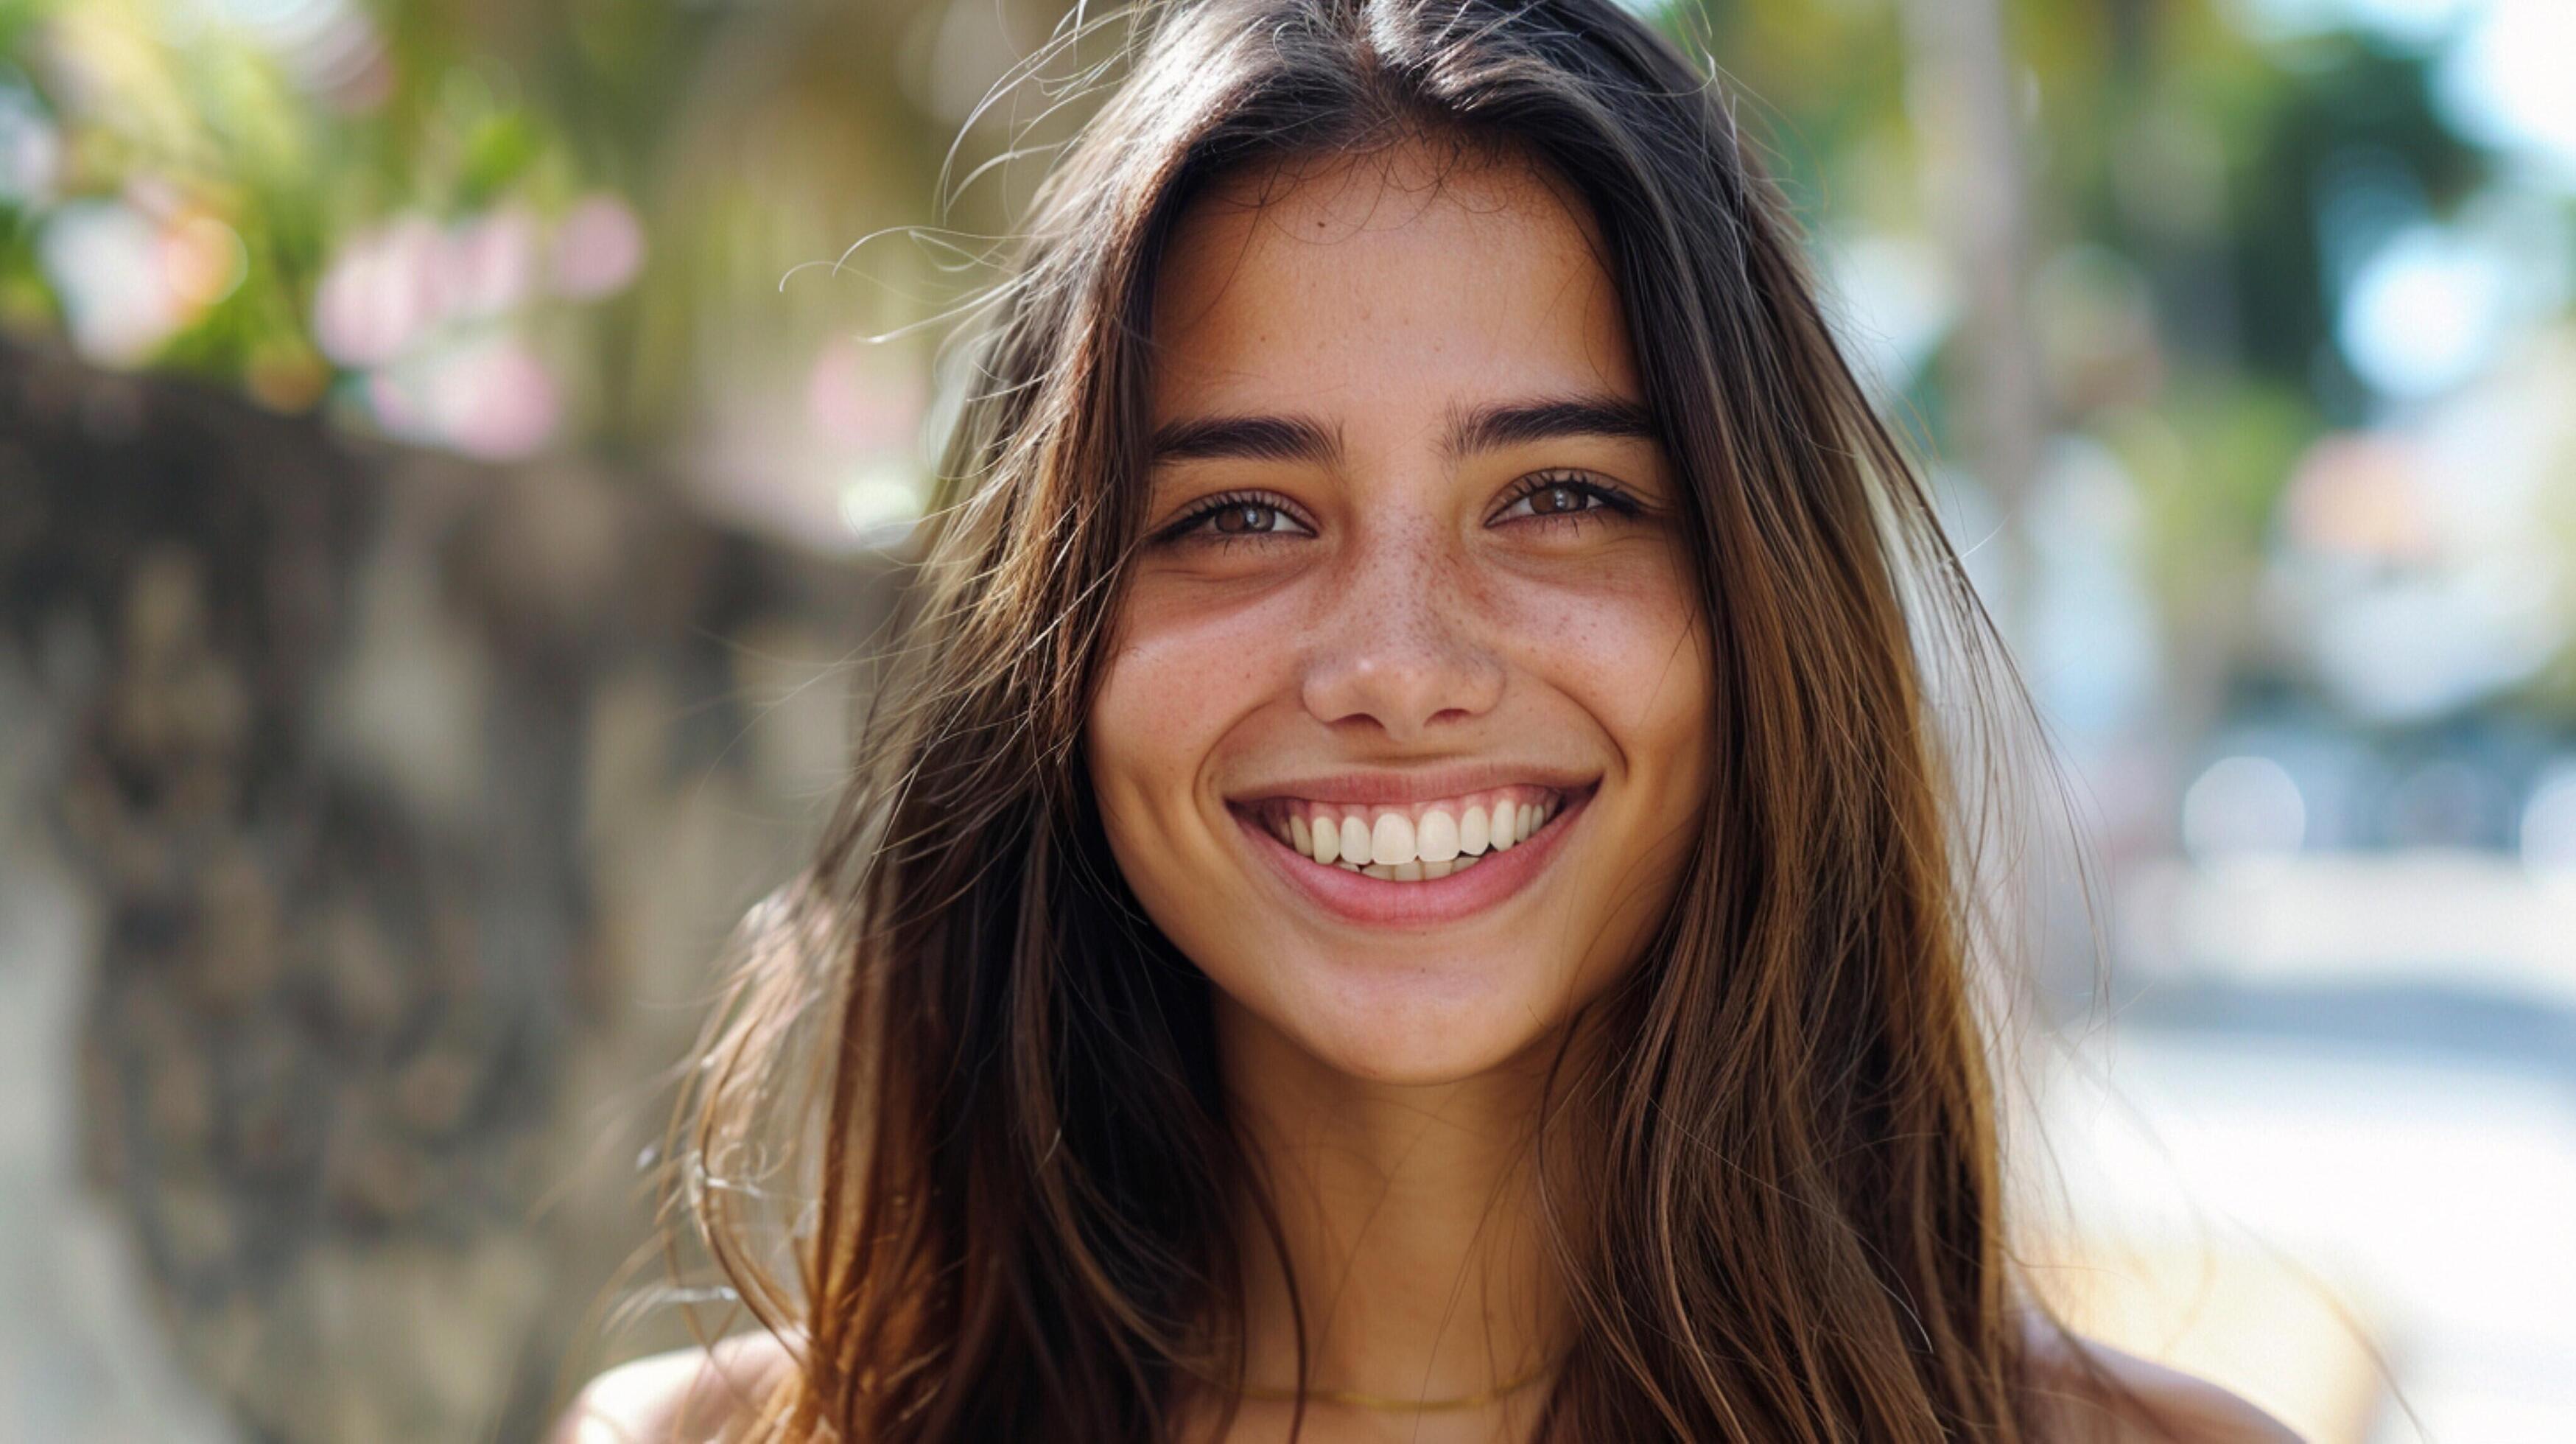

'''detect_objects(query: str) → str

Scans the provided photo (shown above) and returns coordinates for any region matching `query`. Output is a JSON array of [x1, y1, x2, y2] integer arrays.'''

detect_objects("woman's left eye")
[[1492, 474, 1639, 525]]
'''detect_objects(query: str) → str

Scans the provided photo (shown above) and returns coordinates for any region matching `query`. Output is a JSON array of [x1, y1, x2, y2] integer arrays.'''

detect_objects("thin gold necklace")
[[1236, 1356, 1560, 1412]]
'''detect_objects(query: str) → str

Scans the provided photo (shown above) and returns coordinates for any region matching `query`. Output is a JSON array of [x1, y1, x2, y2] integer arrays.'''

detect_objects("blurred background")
[[0, 0, 2569, 1439]]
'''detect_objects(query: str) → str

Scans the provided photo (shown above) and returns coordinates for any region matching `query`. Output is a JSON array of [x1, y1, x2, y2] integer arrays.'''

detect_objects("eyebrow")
[[1440, 395, 1656, 462], [1148, 413, 1342, 466], [1145, 393, 1656, 469]]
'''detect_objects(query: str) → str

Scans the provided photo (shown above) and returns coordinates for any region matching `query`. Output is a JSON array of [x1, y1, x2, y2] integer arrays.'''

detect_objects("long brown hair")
[[681, 1, 2080, 1437]]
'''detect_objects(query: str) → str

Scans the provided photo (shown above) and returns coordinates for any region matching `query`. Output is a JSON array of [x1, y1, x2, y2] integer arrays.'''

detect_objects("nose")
[[1298, 524, 1504, 743]]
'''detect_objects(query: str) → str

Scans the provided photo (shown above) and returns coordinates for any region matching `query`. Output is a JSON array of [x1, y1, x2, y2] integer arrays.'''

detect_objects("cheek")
[[1094, 598, 1259, 775], [1086, 583, 1300, 855], [1485, 542, 1711, 758], [1486, 545, 1712, 973]]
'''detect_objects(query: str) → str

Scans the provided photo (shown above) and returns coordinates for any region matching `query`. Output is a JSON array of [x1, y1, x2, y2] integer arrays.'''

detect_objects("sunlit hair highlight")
[[678, 1, 2113, 1439]]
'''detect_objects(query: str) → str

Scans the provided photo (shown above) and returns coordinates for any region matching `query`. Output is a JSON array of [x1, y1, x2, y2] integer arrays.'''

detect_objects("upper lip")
[[1226, 762, 1602, 807]]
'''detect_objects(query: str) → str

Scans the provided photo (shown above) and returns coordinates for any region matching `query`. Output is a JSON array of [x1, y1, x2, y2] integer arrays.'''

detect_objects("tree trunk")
[[0, 340, 893, 1443]]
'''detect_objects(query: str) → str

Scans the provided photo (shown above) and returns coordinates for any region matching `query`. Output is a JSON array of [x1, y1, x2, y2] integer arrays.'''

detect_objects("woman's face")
[[1086, 147, 1713, 1086]]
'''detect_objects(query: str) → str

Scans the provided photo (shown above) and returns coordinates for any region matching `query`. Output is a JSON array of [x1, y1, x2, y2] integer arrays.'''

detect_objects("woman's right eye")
[[1211, 502, 1290, 534], [1159, 494, 1316, 544]]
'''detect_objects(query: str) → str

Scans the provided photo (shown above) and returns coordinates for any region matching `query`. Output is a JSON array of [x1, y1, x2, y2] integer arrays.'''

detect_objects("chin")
[[1225, 939, 1589, 1088]]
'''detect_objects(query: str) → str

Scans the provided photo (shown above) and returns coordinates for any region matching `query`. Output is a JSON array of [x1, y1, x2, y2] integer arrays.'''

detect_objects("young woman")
[[560, 0, 2300, 1439]]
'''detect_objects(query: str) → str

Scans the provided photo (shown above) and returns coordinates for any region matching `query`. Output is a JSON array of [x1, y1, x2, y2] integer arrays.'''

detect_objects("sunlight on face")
[[1084, 144, 1714, 1085]]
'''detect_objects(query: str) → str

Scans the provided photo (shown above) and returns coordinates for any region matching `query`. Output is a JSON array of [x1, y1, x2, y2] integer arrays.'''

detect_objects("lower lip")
[[1231, 789, 1593, 928]]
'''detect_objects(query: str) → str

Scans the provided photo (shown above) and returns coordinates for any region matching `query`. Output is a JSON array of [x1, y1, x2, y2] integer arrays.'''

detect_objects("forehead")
[[1146, 144, 1641, 426]]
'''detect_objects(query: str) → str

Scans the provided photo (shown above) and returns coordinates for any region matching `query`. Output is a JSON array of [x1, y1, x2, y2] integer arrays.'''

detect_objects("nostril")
[[1297, 625, 1506, 739]]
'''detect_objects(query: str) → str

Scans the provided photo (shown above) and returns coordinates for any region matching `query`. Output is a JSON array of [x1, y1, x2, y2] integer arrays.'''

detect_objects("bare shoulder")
[[550, 1328, 799, 1444], [2021, 1314, 2305, 1444]]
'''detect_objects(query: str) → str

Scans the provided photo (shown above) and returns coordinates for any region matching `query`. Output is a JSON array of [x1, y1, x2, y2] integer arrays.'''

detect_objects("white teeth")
[[1274, 791, 1565, 878], [1459, 805, 1489, 856], [1417, 808, 1459, 863], [1370, 812, 1417, 867], [1311, 811, 1339, 865]]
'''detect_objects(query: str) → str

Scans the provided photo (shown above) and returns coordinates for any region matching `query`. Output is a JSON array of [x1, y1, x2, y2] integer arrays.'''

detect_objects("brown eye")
[[1493, 474, 1635, 526], [1529, 483, 1589, 515], [1213, 502, 1284, 534], [1158, 494, 1314, 546]]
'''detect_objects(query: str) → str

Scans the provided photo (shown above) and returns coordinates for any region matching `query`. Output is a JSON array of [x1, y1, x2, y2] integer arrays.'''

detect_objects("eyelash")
[[1154, 472, 1642, 547], [1489, 471, 1644, 529], [1153, 490, 1317, 548]]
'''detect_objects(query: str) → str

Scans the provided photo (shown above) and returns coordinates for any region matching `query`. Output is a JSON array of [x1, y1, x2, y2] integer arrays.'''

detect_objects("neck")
[[1213, 994, 1574, 1409]]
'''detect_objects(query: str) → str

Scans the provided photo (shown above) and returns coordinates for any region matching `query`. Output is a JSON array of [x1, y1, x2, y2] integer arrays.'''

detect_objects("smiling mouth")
[[1240, 786, 1573, 880]]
